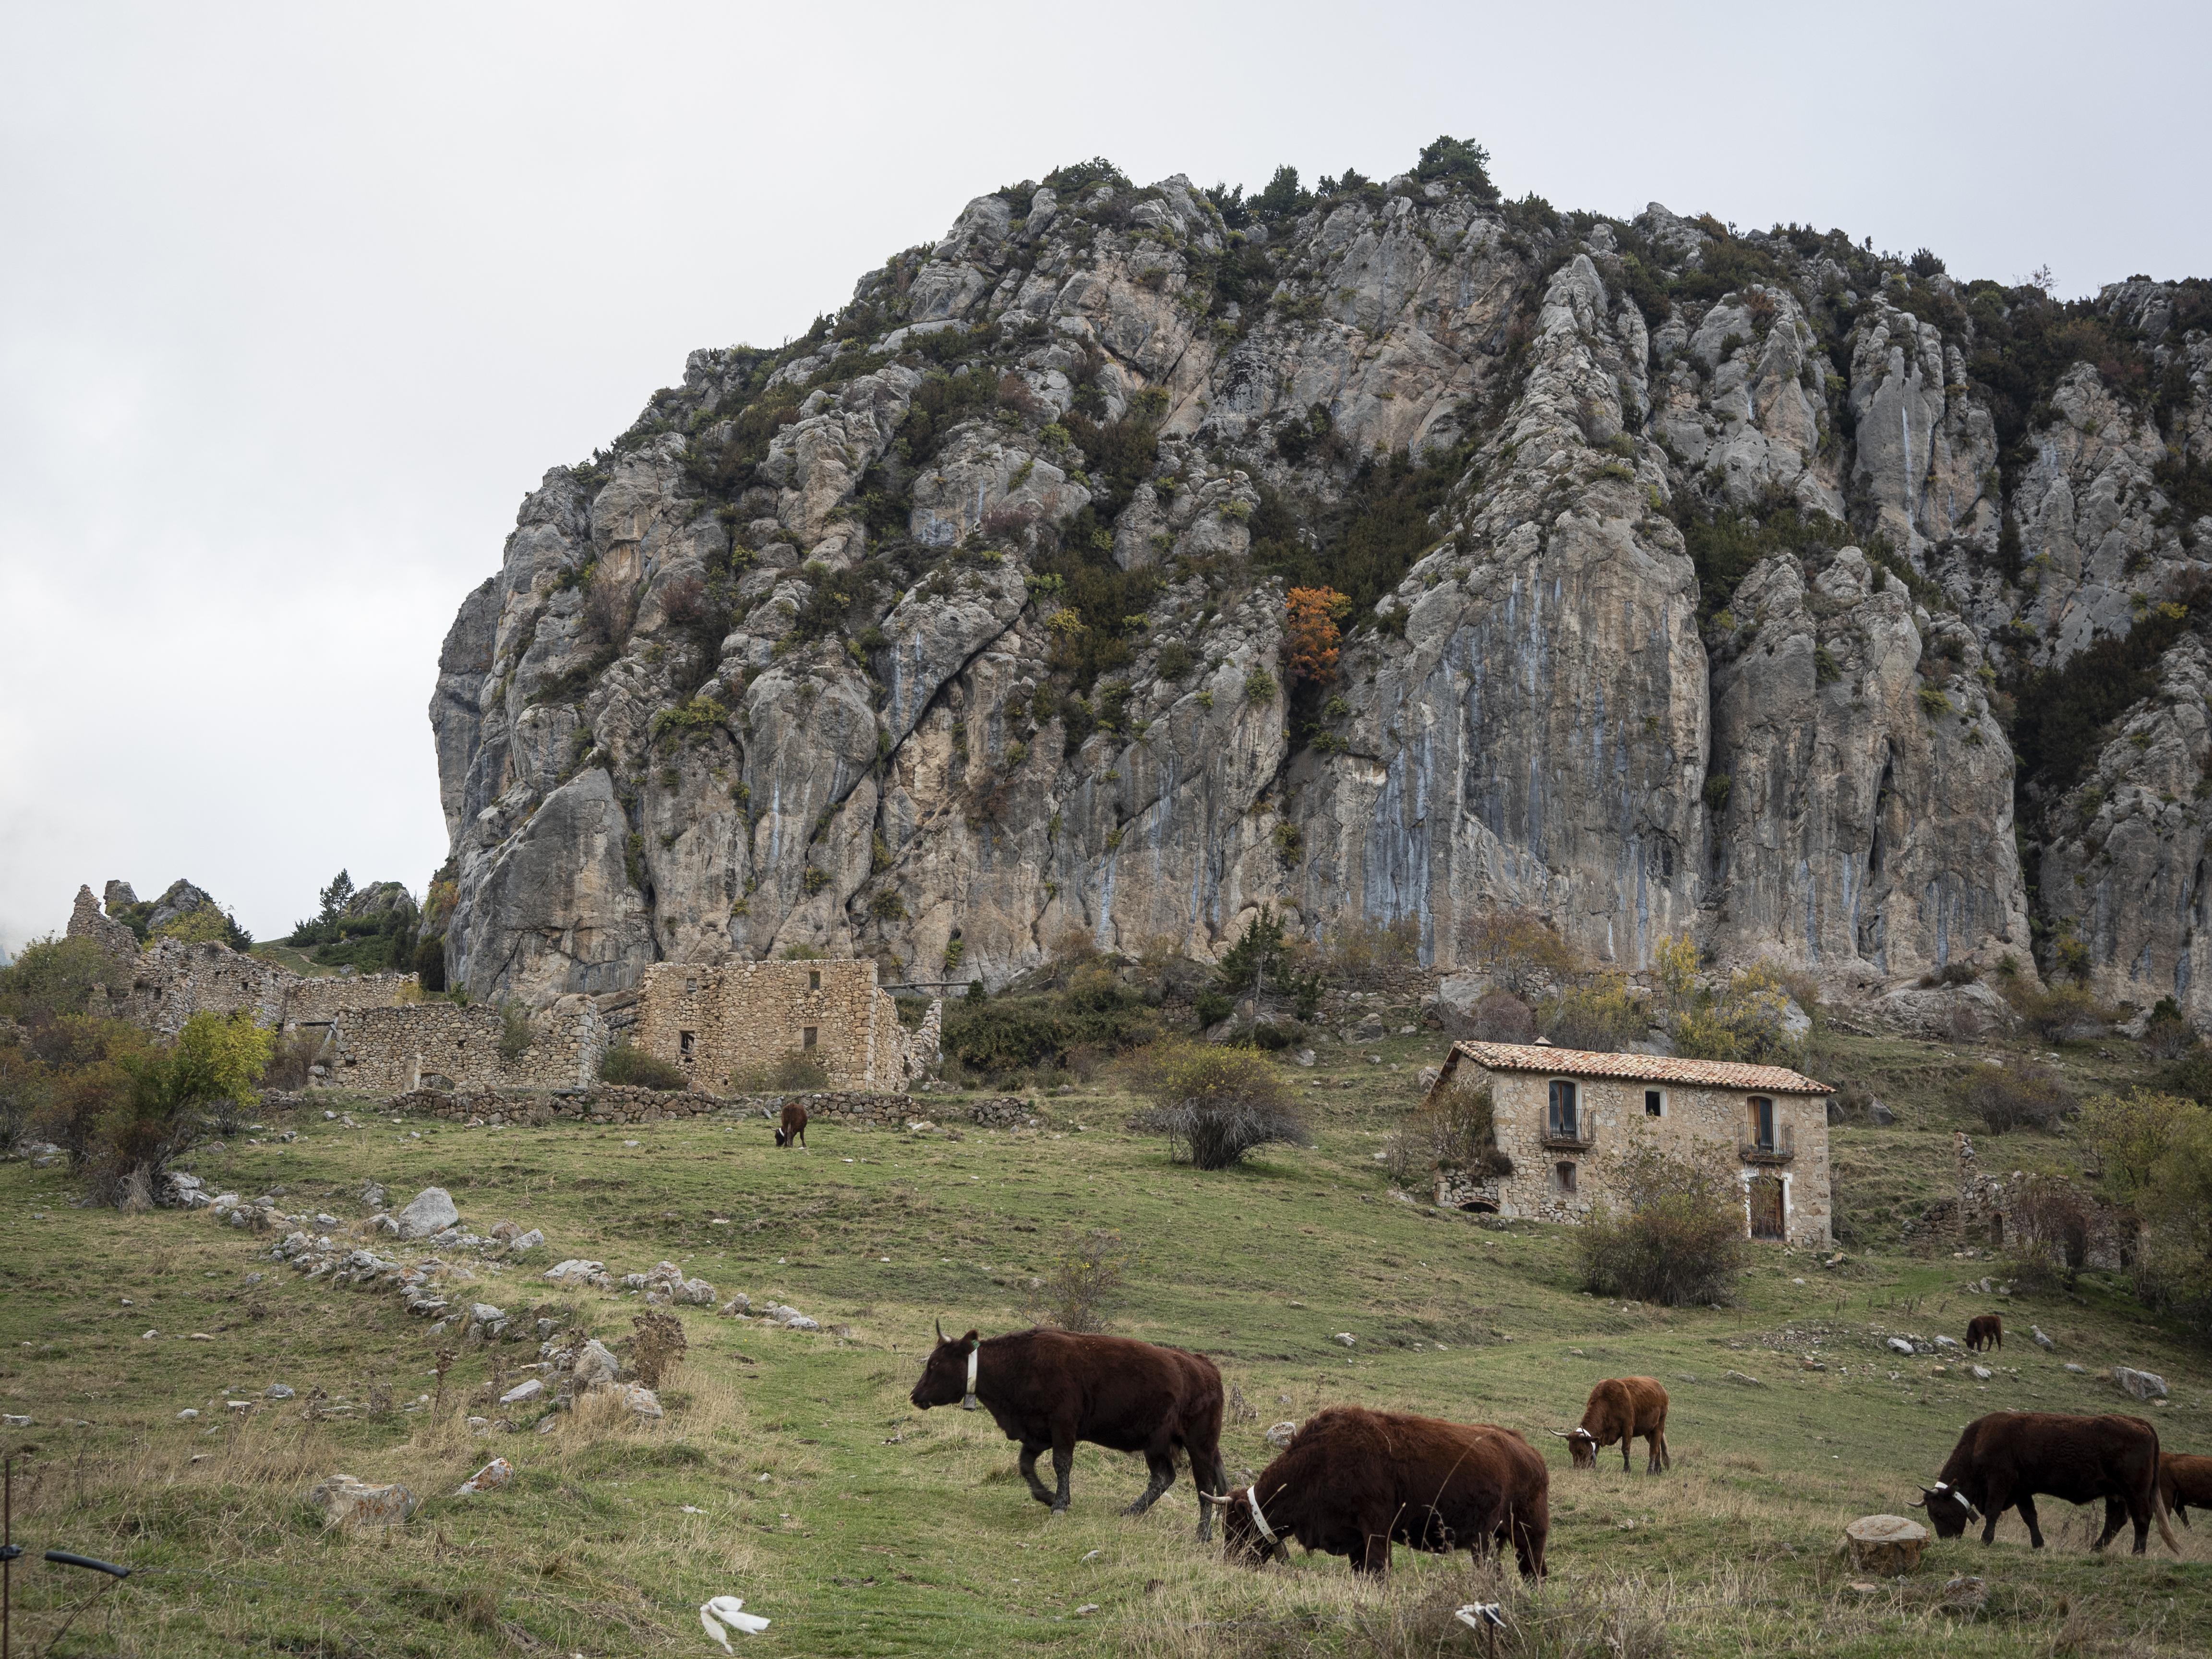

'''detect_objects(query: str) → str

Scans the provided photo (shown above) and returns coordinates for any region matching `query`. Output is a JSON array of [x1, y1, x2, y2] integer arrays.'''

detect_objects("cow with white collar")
[[1216, 1406, 1549, 1578], [909, 1322, 1228, 1538], [1915, 1410, 2179, 1555]]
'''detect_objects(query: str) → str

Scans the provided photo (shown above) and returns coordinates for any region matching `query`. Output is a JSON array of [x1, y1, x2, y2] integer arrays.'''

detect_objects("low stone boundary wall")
[[381, 1085, 1036, 1130]]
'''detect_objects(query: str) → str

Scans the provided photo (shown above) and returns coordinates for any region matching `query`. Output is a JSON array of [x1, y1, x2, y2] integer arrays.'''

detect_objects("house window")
[[802, 1026, 817, 1050], [1548, 1080, 1579, 1137], [1645, 1088, 1664, 1118], [685, 977, 697, 994], [679, 1030, 695, 1060], [1555, 1160, 1578, 1195], [1749, 1096, 1775, 1151], [809, 970, 821, 991]]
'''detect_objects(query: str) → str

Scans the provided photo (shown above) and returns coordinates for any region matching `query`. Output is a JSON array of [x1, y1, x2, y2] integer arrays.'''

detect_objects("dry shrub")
[[730, 1048, 831, 1093], [1960, 1061, 2075, 1133], [585, 565, 638, 648], [1323, 916, 1421, 985], [1459, 908, 1578, 995], [1576, 1143, 1749, 1307], [1386, 1081, 1513, 1185], [260, 1028, 324, 1091], [1129, 1041, 1311, 1169], [1543, 974, 1648, 1053], [627, 1309, 688, 1387], [1464, 988, 1538, 1042], [1027, 1228, 1133, 1333], [2142, 997, 2196, 1061], [2004, 978, 2108, 1041], [599, 1042, 688, 1091]]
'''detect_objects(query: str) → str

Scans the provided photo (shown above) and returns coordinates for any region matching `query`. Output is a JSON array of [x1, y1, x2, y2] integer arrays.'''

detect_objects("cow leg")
[[1016, 1443, 1055, 1506], [2093, 1495, 2128, 1552], [1644, 1431, 1662, 1474], [1190, 1449, 1228, 1542], [1621, 1436, 1633, 1474], [1354, 1517, 1392, 1576], [1050, 1430, 1075, 1514], [1125, 1453, 1176, 1517], [2014, 1493, 2043, 1549]]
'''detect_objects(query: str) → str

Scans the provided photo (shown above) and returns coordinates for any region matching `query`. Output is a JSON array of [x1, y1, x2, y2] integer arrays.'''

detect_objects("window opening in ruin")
[[680, 1030, 696, 1060], [1749, 1095, 1775, 1151], [1645, 1088, 1664, 1118], [685, 978, 697, 994], [1554, 1160, 1577, 1195], [1547, 1080, 1578, 1138], [809, 970, 821, 991], [802, 1026, 817, 1050]]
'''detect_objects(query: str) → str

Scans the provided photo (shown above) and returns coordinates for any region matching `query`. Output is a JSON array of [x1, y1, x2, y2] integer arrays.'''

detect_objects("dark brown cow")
[[909, 1324, 1227, 1539], [1217, 1406, 1548, 1579], [774, 1103, 807, 1148], [1553, 1377, 1671, 1473], [2158, 1452, 2212, 1527], [1965, 1314, 2003, 1352], [1914, 1411, 2179, 1555]]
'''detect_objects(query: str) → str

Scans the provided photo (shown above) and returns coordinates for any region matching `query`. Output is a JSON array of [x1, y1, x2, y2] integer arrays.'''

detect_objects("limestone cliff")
[[423, 148, 2212, 1014]]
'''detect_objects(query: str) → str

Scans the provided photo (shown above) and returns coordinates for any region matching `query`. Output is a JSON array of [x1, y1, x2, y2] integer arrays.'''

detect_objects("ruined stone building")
[[1951, 1131, 2135, 1270], [1426, 1041, 1835, 1246], [628, 959, 937, 1091]]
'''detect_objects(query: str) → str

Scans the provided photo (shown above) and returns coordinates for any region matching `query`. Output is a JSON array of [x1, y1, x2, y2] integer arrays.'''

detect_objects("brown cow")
[[1217, 1406, 1548, 1579], [1965, 1314, 2003, 1352], [2158, 1452, 2212, 1527], [909, 1324, 1228, 1539], [1552, 1377, 1671, 1473], [774, 1103, 807, 1148], [1914, 1411, 2180, 1555]]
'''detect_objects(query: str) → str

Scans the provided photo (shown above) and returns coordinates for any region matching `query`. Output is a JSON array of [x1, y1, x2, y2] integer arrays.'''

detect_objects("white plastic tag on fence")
[[700, 1596, 771, 1647], [1454, 1602, 1505, 1630]]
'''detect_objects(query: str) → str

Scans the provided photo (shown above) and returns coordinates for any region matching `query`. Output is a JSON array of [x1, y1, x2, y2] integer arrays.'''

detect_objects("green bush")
[[599, 1043, 689, 1091], [1542, 975, 1647, 1053], [2078, 1090, 2212, 1338], [731, 1049, 831, 1094], [941, 984, 1154, 1076], [0, 936, 114, 1024], [497, 1000, 533, 1062], [1385, 1081, 1513, 1185], [1128, 1041, 1311, 1169], [1959, 1062, 2075, 1133], [1575, 1143, 1749, 1306]]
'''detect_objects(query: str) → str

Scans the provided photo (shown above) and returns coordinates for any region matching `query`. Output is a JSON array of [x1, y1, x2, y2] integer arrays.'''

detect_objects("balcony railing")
[[1540, 1121, 1595, 1152], [1740, 1126, 1796, 1164]]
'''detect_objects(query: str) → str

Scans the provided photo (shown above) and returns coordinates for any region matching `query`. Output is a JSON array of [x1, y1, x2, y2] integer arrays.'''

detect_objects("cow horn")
[[936, 1317, 945, 1342], [1547, 1429, 1576, 1439], [1198, 1491, 1234, 1504]]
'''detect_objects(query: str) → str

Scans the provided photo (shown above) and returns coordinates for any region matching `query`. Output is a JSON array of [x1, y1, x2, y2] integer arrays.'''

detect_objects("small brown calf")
[[2159, 1452, 2212, 1527], [1966, 1314, 2003, 1352], [1554, 1376, 1671, 1473], [774, 1103, 808, 1148]]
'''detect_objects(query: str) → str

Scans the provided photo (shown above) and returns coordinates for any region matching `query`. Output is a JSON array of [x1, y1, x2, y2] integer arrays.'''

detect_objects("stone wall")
[[323, 997, 605, 1093], [631, 960, 927, 1091], [67, 884, 139, 968], [1445, 1062, 1834, 1246], [1954, 1131, 2134, 1271], [375, 1085, 1038, 1128], [283, 973, 421, 1028]]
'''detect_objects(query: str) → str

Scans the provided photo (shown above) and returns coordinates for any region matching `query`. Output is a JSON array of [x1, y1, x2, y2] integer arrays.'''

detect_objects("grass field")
[[3, 1023, 2209, 1656]]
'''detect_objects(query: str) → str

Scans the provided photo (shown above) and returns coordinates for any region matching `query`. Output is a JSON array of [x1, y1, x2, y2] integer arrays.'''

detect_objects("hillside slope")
[[425, 146, 2212, 1013]]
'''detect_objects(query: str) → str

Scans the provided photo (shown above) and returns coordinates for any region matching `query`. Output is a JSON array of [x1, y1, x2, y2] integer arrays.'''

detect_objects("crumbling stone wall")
[[324, 997, 605, 1093], [386, 1085, 918, 1126], [1954, 1131, 2135, 1270], [283, 974, 420, 1028], [67, 884, 140, 968], [632, 960, 925, 1091]]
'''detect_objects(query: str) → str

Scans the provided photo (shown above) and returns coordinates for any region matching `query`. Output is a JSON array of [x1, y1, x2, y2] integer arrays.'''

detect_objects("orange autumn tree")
[[1284, 586, 1352, 685]]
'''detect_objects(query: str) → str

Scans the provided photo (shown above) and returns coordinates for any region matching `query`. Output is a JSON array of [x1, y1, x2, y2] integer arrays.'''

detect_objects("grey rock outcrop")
[[421, 161, 2212, 1006], [393, 1187, 459, 1239], [1707, 548, 2027, 984]]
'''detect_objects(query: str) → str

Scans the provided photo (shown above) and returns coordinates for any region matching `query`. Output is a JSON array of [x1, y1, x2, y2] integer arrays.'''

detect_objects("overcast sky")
[[4, 0, 2207, 954]]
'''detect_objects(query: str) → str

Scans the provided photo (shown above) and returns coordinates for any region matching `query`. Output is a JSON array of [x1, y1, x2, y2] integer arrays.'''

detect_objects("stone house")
[[1425, 1041, 1835, 1246], [630, 959, 936, 1091]]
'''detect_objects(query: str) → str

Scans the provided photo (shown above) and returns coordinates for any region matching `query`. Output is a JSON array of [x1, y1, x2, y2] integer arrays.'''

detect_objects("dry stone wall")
[[325, 997, 605, 1094], [377, 1085, 1029, 1128]]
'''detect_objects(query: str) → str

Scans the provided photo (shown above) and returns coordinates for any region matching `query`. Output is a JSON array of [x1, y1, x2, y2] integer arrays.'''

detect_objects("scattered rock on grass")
[[394, 1188, 459, 1239], [311, 1474, 418, 1529], [1265, 1421, 1298, 1449], [2113, 1366, 2168, 1401], [453, 1457, 513, 1496]]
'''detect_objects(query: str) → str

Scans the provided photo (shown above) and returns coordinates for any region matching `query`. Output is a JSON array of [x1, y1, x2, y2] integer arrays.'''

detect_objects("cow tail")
[[2155, 1479, 2182, 1555]]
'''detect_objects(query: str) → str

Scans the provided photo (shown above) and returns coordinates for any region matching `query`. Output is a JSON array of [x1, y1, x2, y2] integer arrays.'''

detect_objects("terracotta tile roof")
[[1445, 1041, 1831, 1095]]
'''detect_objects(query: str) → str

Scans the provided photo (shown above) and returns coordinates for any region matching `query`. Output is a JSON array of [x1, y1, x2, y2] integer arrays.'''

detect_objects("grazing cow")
[[773, 1103, 807, 1148], [2159, 1452, 2212, 1527], [1965, 1314, 2003, 1352], [1217, 1406, 1548, 1579], [1914, 1411, 2179, 1555], [909, 1324, 1228, 1539], [1552, 1377, 1671, 1473]]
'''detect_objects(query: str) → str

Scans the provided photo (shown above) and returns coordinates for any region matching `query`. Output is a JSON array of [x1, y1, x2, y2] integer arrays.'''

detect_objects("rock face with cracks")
[[423, 158, 2212, 1014]]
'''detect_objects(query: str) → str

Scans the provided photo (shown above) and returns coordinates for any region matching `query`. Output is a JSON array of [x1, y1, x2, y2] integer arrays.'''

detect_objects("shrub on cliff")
[[599, 1043, 687, 1092]]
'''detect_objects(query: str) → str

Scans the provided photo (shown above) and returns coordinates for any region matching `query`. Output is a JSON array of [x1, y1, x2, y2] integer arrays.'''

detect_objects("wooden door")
[[1750, 1177, 1785, 1240]]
